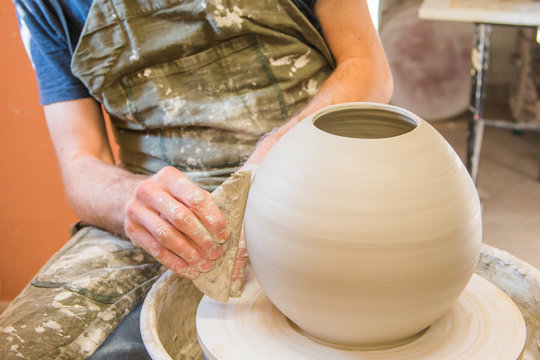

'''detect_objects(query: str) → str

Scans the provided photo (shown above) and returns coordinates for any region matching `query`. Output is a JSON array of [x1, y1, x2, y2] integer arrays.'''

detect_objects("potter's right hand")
[[124, 166, 229, 279]]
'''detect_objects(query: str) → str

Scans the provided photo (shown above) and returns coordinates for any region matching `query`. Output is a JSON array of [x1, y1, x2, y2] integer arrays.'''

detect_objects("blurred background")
[[1, 0, 539, 313], [1, 2, 78, 311]]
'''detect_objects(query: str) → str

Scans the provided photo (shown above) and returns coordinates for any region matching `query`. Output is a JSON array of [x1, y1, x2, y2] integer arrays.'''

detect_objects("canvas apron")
[[0, 1, 333, 359], [72, 0, 334, 191]]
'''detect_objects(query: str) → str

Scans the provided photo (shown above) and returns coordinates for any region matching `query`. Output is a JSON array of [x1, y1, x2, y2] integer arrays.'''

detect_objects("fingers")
[[136, 183, 223, 260], [231, 247, 249, 283], [126, 200, 213, 272], [124, 220, 200, 279], [160, 169, 229, 241], [230, 227, 249, 297], [124, 166, 229, 279]]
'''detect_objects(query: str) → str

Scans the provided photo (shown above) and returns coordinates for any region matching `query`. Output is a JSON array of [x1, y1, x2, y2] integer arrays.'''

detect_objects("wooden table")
[[419, 0, 540, 183]]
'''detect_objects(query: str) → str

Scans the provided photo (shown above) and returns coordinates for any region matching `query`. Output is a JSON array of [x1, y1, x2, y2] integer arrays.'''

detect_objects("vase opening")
[[313, 106, 418, 139]]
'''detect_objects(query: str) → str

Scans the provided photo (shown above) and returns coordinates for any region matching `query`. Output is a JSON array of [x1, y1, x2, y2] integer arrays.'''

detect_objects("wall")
[[381, 0, 518, 86], [0, 3, 78, 301]]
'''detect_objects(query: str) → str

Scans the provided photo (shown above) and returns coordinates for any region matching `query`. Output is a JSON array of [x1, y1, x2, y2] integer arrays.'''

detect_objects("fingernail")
[[199, 259, 214, 272], [217, 229, 229, 243], [209, 245, 222, 259], [187, 266, 200, 279]]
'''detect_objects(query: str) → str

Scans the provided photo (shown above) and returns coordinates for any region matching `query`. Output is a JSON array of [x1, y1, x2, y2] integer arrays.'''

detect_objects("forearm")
[[243, 1, 392, 167], [61, 155, 146, 235], [44, 98, 135, 235], [45, 98, 228, 278], [297, 57, 393, 115], [245, 56, 393, 166]]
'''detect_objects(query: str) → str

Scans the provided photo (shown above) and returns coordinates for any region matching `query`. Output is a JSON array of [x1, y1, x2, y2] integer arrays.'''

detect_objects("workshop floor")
[[433, 107, 540, 269]]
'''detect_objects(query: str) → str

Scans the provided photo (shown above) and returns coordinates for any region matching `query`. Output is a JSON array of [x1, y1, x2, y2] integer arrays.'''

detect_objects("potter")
[[244, 102, 482, 347], [3, 0, 396, 357]]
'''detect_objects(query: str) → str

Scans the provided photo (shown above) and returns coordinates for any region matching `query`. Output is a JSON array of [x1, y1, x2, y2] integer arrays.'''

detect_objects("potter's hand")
[[229, 226, 249, 297], [228, 167, 256, 297], [124, 166, 229, 279]]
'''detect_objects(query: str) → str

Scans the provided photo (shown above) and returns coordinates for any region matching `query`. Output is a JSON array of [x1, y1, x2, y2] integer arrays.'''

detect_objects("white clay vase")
[[244, 102, 482, 348]]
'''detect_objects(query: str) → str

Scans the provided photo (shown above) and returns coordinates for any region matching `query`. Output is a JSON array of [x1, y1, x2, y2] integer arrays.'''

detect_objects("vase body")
[[244, 102, 482, 348]]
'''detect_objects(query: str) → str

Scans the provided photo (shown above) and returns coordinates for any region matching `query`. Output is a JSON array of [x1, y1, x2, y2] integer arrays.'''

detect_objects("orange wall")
[[0, 3, 79, 300]]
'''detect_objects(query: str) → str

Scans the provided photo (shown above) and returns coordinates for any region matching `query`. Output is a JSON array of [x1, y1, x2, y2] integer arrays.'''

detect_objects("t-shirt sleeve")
[[290, 0, 320, 32], [13, 0, 91, 105]]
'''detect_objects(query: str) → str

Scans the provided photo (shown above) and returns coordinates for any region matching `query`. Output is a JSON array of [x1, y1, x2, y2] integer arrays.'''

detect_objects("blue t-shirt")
[[14, 0, 320, 105]]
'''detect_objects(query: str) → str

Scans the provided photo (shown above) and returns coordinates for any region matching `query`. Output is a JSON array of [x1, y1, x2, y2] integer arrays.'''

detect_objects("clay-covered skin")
[[244, 102, 482, 347]]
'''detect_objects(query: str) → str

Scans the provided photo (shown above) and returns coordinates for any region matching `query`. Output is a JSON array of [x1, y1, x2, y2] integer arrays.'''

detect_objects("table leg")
[[466, 23, 492, 184]]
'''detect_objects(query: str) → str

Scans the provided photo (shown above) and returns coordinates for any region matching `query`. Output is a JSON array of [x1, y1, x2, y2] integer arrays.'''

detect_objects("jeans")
[[88, 302, 151, 360]]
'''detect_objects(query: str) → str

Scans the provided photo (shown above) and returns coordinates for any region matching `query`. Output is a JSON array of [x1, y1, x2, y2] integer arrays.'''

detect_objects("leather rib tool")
[[192, 171, 252, 303]]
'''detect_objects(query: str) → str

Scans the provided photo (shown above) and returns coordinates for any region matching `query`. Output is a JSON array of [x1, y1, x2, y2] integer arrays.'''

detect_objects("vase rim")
[[310, 102, 421, 140]]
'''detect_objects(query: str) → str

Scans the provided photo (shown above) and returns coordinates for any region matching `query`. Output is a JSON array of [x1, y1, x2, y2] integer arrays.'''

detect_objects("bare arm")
[[44, 0, 389, 281], [44, 99, 138, 234], [44, 98, 227, 279], [244, 0, 393, 165]]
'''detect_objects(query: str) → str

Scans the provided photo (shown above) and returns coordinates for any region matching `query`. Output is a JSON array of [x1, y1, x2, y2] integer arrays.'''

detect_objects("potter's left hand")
[[226, 166, 257, 297], [229, 226, 249, 297]]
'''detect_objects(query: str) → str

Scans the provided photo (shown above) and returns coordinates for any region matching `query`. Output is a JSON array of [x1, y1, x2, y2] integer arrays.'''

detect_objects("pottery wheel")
[[196, 269, 526, 360]]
